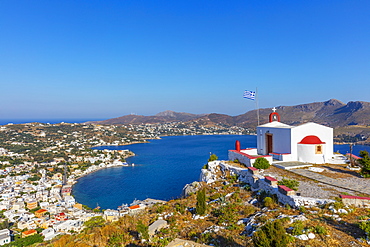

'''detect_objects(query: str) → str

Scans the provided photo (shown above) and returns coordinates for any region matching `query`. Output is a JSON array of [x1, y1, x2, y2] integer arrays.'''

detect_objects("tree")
[[252, 219, 290, 247], [208, 154, 218, 162], [253, 157, 270, 169], [359, 150, 370, 178], [196, 188, 207, 215]]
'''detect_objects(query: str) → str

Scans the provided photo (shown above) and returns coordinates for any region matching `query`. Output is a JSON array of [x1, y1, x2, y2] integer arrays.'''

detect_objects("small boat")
[[132, 163, 135, 166]]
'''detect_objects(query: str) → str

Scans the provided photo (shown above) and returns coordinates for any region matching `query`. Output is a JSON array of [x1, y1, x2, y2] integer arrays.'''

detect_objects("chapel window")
[[315, 145, 322, 154]]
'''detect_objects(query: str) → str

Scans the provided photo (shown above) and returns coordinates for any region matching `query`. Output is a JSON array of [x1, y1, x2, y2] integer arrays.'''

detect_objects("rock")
[[296, 234, 309, 240], [237, 219, 244, 225], [307, 232, 315, 239], [199, 169, 216, 184], [249, 199, 258, 205], [182, 181, 202, 197], [338, 208, 348, 214], [329, 207, 338, 213]]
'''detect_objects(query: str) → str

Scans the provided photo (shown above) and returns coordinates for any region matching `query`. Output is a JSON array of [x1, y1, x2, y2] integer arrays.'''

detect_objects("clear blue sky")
[[1, 0, 369, 120]]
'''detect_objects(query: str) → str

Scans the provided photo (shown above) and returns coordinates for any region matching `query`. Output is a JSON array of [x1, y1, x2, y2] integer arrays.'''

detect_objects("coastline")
[[70, 152, 136, 209]]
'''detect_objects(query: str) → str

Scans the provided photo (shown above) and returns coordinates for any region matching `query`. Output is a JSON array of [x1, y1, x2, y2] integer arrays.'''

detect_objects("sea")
[[72, 135, 370, 210]]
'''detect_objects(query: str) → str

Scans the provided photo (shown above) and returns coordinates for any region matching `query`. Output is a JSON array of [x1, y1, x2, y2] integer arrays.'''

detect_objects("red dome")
[[298, 135, 325, 144]]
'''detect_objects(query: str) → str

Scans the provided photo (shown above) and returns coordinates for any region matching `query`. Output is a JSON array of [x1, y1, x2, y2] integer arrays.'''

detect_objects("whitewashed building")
[[229, 108, 334, 165]]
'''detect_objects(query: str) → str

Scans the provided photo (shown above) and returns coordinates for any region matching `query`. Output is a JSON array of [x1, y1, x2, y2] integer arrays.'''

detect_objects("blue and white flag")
[[243, 90, 256, 100]]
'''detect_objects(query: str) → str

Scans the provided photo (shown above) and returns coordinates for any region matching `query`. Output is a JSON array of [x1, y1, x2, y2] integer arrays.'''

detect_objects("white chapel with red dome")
[[229, 108, 335, 166]]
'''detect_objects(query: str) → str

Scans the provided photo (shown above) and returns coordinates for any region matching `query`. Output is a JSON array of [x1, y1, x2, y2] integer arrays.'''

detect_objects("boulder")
[[296, 234, 309, 240], [308, 232, 315, 239], [182, 181, 202, 197]]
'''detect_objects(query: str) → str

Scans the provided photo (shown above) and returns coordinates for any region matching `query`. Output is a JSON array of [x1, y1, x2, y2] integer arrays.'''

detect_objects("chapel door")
[[266, 134, 273, 154]]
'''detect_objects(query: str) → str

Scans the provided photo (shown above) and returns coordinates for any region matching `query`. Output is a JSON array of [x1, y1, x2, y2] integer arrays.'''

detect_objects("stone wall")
[[340, 195, 370, 208], [200, 161, 334, 207]]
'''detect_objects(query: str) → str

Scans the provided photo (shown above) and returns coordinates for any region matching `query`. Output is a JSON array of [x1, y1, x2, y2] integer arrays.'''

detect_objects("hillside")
[[89, 99, 370, 128]]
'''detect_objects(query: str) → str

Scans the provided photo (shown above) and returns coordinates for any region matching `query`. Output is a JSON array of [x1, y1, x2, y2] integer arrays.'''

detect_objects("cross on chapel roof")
[[272, 107, 277, 112]]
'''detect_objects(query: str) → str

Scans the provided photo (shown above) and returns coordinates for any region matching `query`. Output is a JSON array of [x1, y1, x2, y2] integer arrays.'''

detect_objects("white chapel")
[[229, 108, 335, 166]]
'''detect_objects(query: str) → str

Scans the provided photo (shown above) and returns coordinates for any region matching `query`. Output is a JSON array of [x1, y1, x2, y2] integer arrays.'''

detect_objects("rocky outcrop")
[[182, 181, 202, 197], [200, 160, 334, 207]]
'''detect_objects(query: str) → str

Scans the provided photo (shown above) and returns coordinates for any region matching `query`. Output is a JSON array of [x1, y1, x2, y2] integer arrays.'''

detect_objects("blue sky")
[[1, 1, 369, 120]]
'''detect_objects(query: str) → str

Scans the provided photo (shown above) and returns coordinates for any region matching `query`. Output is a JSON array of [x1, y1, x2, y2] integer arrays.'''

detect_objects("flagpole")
[[256, 87, 260, 126]]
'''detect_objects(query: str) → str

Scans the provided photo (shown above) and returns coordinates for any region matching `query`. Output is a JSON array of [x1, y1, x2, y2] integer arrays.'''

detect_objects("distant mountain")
[[89, 99, 370, 128], [155, 110, 206, 122], [89, 111, 205, 125]]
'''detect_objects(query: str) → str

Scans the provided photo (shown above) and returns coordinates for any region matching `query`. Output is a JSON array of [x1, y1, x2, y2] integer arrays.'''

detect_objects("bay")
[[73, 135, 256, 209], [72, 135, 370, 209]]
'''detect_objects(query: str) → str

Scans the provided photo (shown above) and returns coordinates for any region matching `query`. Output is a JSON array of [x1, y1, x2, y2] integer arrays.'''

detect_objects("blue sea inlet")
[[72, 135, 370, 209]]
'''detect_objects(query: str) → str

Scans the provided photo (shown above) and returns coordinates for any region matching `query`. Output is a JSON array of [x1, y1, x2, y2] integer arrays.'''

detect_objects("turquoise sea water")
[[72, 135, 370, 209]]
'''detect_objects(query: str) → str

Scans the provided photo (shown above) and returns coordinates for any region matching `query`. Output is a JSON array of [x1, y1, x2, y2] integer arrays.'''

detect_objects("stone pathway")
[[291, 169, 370, 195]]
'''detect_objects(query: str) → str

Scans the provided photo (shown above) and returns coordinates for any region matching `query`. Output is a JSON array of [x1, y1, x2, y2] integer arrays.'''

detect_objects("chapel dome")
[[298, 135, 325, 144]]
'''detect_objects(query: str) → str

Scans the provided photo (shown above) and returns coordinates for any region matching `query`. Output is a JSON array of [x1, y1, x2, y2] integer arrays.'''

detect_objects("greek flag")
[[243, 90, 256, 100]]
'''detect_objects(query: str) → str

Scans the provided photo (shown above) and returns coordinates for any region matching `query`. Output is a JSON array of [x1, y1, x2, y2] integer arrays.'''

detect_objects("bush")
[[253, 157, 270, 169], [315, 225, 327, 235], [263, 197, 275, 209], [252, 219, 290, 247], [291, 220, 305, 235], [208, 154, 218, 162], [359, 220, 370, 236], [278, 179, 300, 191]]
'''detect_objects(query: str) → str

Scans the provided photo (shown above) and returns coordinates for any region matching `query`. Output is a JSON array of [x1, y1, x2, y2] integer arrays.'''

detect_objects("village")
[[0, 120, 249, 245]]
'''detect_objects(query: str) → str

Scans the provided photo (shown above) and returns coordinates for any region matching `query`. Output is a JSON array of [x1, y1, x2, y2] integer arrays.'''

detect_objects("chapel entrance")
[[266, 134, 273, 154]]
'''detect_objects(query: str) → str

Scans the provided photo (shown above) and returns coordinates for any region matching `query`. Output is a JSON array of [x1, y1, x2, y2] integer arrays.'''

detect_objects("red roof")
[[340, 194, 370, 200], [23, 229, 37, 235], [129, 205, 140, 210], [346, 153, 361, 160], [230, 150, 271, 159], [248, 167, 258, 171], [278, 185, 293, 192], [35, 209, 47, 214], [298, 135, 325, 145], [265, 176, 278, 182]]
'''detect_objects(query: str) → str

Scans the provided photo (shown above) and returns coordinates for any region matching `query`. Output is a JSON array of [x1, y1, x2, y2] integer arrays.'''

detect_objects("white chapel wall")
[[257, 127, 291, 155], [291, 123, 333, 162]]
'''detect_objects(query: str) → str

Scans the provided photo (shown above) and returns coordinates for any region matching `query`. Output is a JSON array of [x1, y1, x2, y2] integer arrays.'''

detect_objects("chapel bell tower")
[[269, 107, 280, 122]]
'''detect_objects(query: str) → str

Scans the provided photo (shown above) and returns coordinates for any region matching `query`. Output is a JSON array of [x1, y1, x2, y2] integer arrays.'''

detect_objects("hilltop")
[[89, 99, 370, 128]]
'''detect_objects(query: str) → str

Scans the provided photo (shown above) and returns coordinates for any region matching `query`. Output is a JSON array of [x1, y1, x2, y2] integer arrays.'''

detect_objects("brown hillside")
[[89, 99, 370, 128]]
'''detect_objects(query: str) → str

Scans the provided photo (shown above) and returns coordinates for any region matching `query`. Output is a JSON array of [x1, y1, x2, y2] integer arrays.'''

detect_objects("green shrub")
[[299, 206, 307, 213], [359, 220, 370, 235], [278, 179, 300, 191], [208, 154, 218, 162], [253, 157, 270, 169], [252, 219, 290, 247], [315, 225, 327, 235], [263, 197, 275, 209], [292, 220, 305, 235]]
